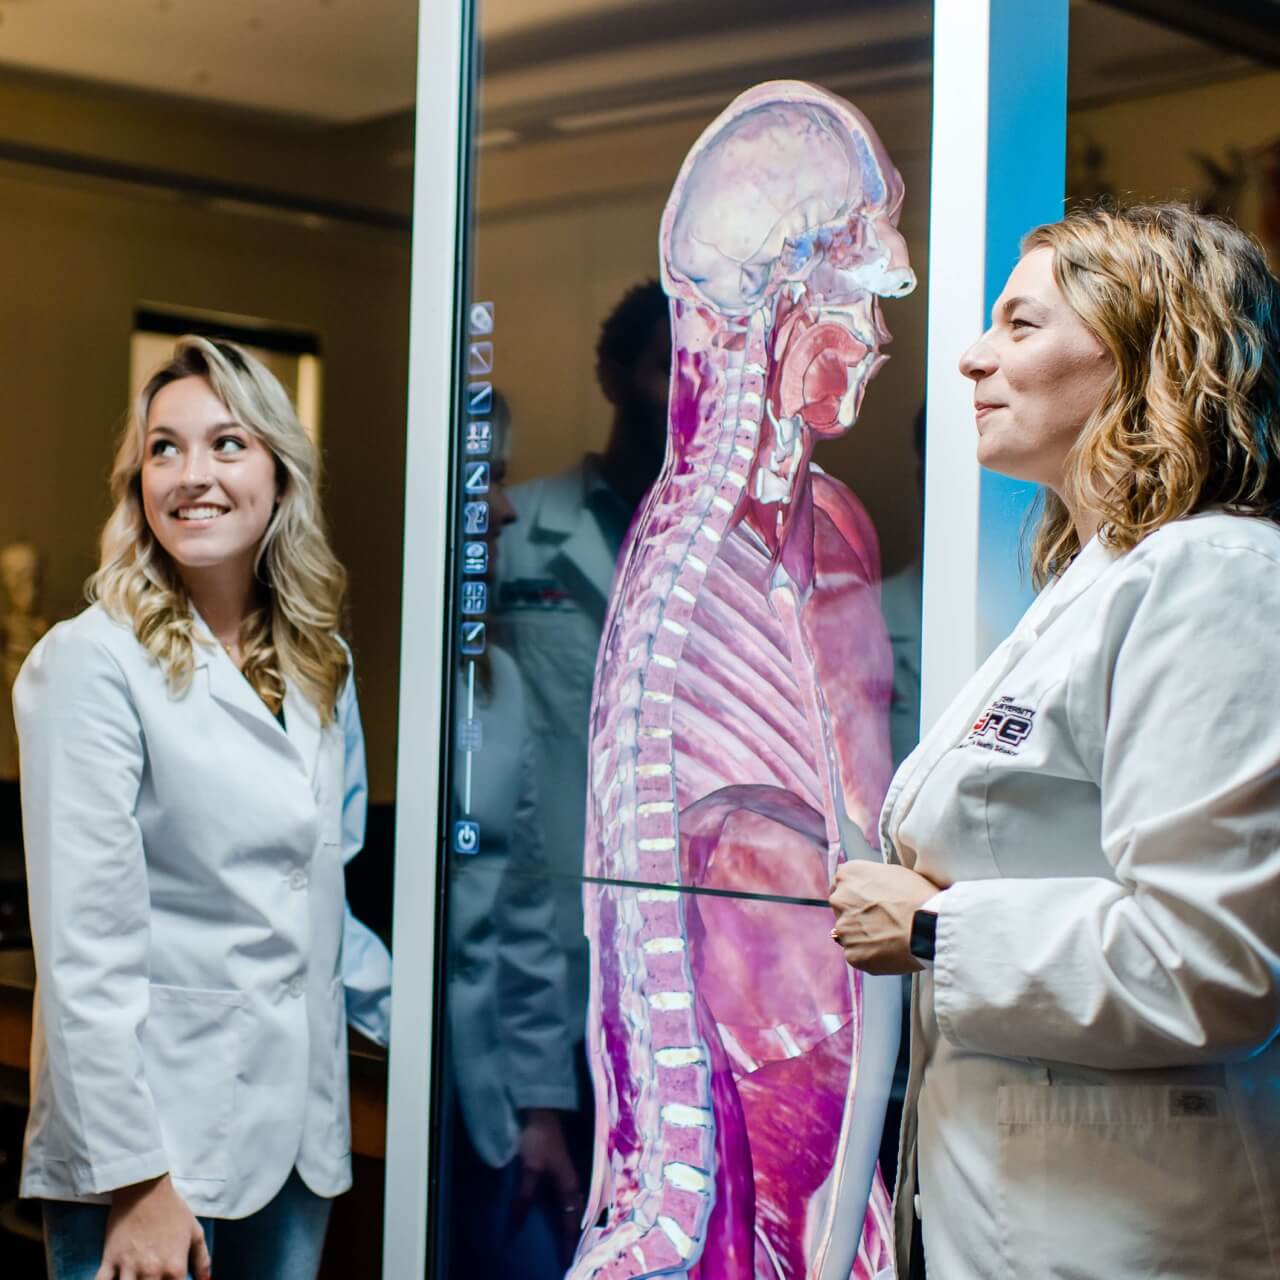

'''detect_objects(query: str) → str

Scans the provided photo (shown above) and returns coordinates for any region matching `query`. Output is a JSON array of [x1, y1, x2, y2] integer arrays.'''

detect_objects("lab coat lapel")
[[548, 517, 617, 627], [534, 466, 618, 626], [283, 679, 324, 786], [882, 536, 1117, 864], [192, 610, 311, 777]]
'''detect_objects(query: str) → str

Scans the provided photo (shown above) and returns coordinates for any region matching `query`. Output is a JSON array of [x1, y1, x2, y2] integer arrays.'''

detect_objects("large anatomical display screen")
[[571, 82, 910, 1280], [433, 6, 932, 1276]]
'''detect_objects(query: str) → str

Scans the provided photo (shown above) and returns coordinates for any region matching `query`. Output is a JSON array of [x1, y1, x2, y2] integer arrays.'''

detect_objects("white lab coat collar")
[[882, 534, 1119, 865], [528, 462, 587, 538], [190, 609, 323, 783]]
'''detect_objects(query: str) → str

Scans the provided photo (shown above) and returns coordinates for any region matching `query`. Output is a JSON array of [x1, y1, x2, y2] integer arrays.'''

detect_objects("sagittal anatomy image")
[[569, 82, 916, 1279]]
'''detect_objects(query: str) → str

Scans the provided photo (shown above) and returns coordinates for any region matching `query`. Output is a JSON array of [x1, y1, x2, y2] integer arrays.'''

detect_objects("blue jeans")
[[43, 1169, 331, 1280]]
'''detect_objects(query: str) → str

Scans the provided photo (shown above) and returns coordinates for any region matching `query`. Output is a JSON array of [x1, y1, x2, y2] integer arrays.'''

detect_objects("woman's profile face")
[[141, 374, 279, 581], [959, 246, 1113, 493]]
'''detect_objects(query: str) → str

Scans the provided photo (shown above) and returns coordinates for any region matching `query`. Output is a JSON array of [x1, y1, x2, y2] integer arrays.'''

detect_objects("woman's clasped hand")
[[827, 859, 941, 975]]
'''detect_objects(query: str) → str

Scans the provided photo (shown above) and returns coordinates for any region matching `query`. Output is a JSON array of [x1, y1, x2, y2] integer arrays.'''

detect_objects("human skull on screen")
[[665, 88, 913, 527]]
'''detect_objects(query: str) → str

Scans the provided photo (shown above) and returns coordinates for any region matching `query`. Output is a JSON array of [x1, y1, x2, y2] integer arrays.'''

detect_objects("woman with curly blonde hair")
[[15, 336, 391, 1280], [829, 203, 1280, 1278]]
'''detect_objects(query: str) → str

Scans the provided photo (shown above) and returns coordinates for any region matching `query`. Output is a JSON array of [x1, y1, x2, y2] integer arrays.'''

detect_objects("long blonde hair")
[[89, 336, 349, 721], [1023, 203, 1280, 585]]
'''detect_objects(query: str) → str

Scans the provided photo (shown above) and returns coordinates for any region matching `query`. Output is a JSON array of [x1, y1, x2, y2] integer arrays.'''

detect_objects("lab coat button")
[[287, 976, 306, 999], [289, 868, 308, 891]]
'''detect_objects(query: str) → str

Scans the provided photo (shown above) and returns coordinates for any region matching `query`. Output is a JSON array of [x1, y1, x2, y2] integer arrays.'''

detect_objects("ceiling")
[[0, 0, 420, 123], [474, 0, 1265, 149], [1068, 0, 1264, 107], [0, 0, 1268, 128]]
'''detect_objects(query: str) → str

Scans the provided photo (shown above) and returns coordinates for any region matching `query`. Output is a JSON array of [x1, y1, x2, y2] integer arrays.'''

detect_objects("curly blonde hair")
[[88, 336, 349, 721], [1023, 203, 1280, 585]]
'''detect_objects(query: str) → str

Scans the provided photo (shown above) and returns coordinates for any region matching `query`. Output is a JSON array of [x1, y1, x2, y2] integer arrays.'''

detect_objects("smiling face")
[[960, 246, 1114, 493], [141, 375, 279, 586]]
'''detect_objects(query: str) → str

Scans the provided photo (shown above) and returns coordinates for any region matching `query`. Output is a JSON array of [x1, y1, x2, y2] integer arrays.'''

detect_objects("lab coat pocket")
[[995, 1083, 1273, 1279], [142, 984, 246, 1183]]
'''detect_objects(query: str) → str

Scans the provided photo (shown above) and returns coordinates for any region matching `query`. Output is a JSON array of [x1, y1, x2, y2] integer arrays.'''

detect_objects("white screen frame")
[[382, 2, 469, 1276], [920, 0, 1068, 731], [382, 1, 1070, 1272]]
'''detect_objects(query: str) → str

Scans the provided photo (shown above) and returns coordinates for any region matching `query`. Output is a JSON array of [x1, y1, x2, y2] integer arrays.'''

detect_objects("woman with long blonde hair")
[[829, 203, 1280, 1277], [15, 336, 391, 1280]]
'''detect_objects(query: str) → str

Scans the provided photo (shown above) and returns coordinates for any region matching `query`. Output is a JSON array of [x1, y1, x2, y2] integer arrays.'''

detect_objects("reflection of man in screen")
[[494, 281, 670, 1042], [446, 394, 583, 1277]]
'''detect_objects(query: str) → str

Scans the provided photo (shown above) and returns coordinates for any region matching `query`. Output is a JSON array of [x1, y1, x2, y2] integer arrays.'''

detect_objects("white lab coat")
[[15, 603, 392, 1219], [882, 512, 1280, 1279]]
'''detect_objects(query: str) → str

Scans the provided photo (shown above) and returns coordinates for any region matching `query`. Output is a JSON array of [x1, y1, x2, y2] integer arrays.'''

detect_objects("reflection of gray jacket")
[[494, 460, 627, 1035], [448, 644, 577, 1168]]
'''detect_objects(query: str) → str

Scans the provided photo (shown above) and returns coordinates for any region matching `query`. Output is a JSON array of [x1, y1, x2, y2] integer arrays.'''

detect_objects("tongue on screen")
[[777, 322, 868, 431]]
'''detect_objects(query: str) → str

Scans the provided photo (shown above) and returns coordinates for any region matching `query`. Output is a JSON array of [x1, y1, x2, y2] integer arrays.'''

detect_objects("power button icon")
[[453, 820, 480, 855]]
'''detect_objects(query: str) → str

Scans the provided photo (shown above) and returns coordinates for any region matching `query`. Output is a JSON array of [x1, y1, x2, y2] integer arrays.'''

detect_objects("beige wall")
[[0, 89, 411, 801], [476, 82, 933, 577], [1069, 70, 1280, 250], [0, 72, 413, 217], [8, 59, 1271, 802]]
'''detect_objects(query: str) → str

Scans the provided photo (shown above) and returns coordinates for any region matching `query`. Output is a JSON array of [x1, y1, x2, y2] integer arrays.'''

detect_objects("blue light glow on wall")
[[977, 0, 1069, 656]]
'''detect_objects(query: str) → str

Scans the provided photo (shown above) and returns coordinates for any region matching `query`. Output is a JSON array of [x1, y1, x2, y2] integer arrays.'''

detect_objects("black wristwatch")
[[909, 908, 938, 964]]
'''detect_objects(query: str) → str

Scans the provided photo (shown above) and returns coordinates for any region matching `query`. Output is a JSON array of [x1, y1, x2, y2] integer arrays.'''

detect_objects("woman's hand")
[[97, 1174, 211, 1280], [828, 860, 943, 975]]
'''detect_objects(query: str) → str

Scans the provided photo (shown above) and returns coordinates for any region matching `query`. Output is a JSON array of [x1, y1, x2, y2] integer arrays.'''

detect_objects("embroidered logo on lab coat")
[[965, 695, 1036, 755], [497, 577, 575, 610]]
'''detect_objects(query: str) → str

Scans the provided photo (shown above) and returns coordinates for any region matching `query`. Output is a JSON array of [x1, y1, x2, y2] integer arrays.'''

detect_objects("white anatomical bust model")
[[1, 541, 49, 779]]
